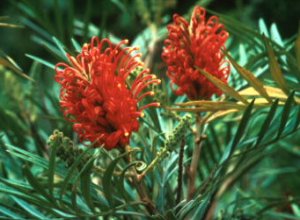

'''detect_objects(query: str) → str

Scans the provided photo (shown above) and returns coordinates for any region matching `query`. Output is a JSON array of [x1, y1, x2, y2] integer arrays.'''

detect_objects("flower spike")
[[162, 6, 230, 100], [55, 37, 159, 150]]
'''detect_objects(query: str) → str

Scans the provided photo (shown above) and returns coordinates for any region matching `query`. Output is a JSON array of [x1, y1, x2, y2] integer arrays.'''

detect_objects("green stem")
[[124, 145, 156, 215], [176, 138, 185, 204], [137, 147, 168, 181]]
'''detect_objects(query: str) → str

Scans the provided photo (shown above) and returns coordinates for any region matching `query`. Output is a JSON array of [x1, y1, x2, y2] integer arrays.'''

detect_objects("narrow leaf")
[[0, 205, 22, 219], [26, 54, 55, 69], [59, 148, 92, 198], [239, 86, 288, 101], [80, 159, 95, 213], [293, 105, 300, 131], [276, 91, 295, 138], [220, 99, 255, 164], [48, 141, 59, 195], [255, 99, 279, 147], [0, 57, 34, 81], [116, 162, 139, 202], [102, 154, 126, 206], [196, 67, 248, 104], [263, 35, 289, 94], [226, 52, 272, 102], [71, 38, 82, 52], [12, 197, 49, 220], [52, 37, 68, 59], [23, 166, 56, 206], [5, 144, 48, 168]]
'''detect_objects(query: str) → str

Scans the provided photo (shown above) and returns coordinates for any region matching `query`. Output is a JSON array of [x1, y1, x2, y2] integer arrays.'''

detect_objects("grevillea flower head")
[[162, 6, 230, 100], [55, 37, 160, 150]]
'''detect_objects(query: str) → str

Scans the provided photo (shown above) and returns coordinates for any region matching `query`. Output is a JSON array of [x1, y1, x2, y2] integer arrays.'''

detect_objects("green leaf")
[[116, 162, 139, 203], [12, 197, 50, 219], [52, 37, 68, 59], [114, 210, 149, 218], [263, 35, 289, 94], [220, 99, 255, 164], [25, 54, 55, 69], [293, 105, 300, 131], [276, 91, 295, 138], [258, 19, 269, 37], [31, 36, 62, 58], [0, 185, 39, 203], [48, 141, 59, 196], [79, 158, 96, 212], [102, 153, 127, 206], [291, 202, 300, 217], [5, 144, 48, 169], [270, 23, 283, 47], [177, 198, 204, 220], [255, 99, 279, 147], [23, 166, 56, 206], [190, 196, 210, 220], [0, 205, 23, 219], [59, 148, 93, 199], [71, 187, 80, 215], [71, 38, 82, 52], [0, 178, 33, 193]]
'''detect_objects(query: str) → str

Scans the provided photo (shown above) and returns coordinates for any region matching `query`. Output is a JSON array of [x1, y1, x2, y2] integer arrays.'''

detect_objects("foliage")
[[0, 0, 299, 219]]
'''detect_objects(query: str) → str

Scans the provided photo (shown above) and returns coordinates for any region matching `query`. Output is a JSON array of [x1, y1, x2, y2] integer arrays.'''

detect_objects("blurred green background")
[[1, 0, 299, 72]]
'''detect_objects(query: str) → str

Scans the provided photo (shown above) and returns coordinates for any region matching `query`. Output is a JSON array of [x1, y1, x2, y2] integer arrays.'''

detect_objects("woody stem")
[[187, 114, 203, 200]]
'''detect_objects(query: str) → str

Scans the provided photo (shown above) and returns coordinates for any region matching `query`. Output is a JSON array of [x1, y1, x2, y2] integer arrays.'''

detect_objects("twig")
[[176, 138, 185, 204]]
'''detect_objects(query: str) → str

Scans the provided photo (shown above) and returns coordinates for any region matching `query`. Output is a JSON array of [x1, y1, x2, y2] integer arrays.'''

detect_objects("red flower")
[[55, 37, 160, 150], [162, 6, 230, 100]]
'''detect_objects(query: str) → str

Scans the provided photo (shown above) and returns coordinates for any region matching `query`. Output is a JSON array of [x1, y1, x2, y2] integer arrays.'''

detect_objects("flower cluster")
[[162, 6, 230, 100], [55, 37, 160, 150]]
